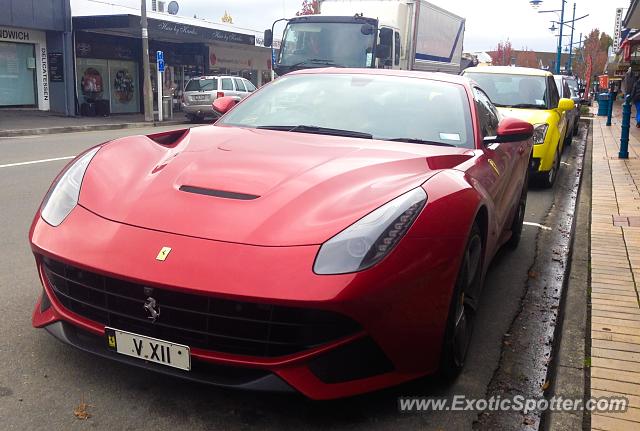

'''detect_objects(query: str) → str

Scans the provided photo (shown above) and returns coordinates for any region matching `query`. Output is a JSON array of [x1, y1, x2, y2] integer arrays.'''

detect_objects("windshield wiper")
[[508, 103, 547, 109], [384, 138, 456, 147], [287, 59, 344, 68], [256, 125, 373, 139]]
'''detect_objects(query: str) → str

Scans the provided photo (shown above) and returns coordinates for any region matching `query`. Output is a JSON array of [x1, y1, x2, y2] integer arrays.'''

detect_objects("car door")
[[472, 87, 520, 231], [548, 76, 567, 149], [220, 77, 236, 99], [233, 78, 248, 99]]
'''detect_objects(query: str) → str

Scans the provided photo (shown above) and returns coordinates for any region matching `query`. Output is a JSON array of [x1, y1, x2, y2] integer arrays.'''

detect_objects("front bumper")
[[30, 205, 466, 399]]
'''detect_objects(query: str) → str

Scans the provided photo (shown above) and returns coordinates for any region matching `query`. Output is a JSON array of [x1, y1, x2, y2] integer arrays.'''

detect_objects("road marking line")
[[524, 221, 552, 231], [0, 156, 74, 169]]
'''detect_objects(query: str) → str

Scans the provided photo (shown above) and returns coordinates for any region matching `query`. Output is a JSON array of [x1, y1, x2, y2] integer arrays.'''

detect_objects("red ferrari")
[[31, 69, 532, 399]]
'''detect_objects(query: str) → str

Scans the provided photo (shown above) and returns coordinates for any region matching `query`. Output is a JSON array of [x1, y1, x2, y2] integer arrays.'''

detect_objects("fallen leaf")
[[73, 395, 92, 420], [541, 381, 550, 390]]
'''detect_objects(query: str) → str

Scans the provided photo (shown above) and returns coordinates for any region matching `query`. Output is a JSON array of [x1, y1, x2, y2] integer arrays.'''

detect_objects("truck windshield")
[[279, 22, 375, 68]]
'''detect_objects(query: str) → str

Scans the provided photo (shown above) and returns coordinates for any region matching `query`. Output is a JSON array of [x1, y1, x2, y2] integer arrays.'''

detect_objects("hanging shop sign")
[[48, 52, 64, 82], [151, 19, 255, 45]]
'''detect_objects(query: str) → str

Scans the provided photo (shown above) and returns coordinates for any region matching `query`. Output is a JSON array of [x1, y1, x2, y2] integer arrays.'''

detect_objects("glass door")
[[0, 42, 36, 106]]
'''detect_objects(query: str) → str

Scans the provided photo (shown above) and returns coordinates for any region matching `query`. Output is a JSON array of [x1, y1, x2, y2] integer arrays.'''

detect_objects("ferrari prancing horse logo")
[[156, 246, 172, 261]]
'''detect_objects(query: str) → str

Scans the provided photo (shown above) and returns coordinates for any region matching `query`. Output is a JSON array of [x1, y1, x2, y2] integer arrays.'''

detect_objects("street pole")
[[555, 0, 565, 74], [620, 95, 631, 158], [567, 3, 576, 74], [141, 0, 154, 122]]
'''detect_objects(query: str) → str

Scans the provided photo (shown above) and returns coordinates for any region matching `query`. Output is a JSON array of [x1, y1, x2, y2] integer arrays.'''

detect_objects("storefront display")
[[0, 26, 49, 109]]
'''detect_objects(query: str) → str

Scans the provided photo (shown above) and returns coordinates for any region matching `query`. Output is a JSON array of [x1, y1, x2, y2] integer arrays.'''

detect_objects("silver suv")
[[182, 75, 257, 121]]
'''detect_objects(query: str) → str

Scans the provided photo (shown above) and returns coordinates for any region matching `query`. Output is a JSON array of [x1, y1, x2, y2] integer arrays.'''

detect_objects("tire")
[[539, 148, 560, 189], [505, 171, 528, 249], [439, 222, 483, 380]]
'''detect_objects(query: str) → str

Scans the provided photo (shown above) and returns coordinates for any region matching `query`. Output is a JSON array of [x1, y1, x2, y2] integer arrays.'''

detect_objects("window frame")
[[233, 78, 247, 92], [473, 86, 500, 139]]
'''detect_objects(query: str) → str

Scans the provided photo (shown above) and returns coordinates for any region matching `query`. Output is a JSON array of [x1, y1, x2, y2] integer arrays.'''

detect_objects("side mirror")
[[376, 27, 393, 59], [557, 98, 575, 112], [361, 24, 374, 35], [375, 44, 391, 59], [484, 117, 533, 144], [212, 96, 238, 115], [263, 29, 273, 47]]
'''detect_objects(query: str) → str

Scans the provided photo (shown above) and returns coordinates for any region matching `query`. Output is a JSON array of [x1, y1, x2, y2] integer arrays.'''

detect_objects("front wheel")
[[439, 223, 483, 380], [539, 148, 560, 189]]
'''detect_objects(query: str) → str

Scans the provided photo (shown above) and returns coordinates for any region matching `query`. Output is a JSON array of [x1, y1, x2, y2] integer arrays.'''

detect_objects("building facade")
[[72, 7, 275, 117], [0, 0, 74, 114]]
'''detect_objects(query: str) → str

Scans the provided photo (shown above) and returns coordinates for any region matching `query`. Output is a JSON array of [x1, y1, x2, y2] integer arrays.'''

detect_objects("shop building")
[[0, 0, 75, 114], [72, 7, 274, 117]]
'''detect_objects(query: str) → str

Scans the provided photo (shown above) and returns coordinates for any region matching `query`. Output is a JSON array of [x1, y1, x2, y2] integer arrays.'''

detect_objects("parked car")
[[463, 66, 575, 188], [554, 75, 580, 139], [31, 68, 532, 400], [181, 75, 256, 122]]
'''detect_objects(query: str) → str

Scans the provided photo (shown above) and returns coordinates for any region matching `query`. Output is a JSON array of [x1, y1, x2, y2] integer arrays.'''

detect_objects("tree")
[[296, 0, 319, 16], [573, 29, 612, 80], [489, 40, 514, 66], [516, 49, 538, 68]]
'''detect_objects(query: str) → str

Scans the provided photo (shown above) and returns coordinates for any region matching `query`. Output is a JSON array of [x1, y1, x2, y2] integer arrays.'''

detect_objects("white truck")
[[263, 0, 465, 76]]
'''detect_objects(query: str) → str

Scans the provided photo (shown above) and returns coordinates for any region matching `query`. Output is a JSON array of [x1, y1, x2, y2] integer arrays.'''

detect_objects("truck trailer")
[[263, 0, 466, 75]]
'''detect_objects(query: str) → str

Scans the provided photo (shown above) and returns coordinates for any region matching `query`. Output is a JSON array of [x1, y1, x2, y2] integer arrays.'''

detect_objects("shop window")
[[0, 42, 37, 107], [394, 31, 401, 66]]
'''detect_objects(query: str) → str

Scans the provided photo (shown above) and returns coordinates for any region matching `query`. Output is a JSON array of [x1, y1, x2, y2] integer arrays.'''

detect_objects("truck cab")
[[265, 1, 412, 76]]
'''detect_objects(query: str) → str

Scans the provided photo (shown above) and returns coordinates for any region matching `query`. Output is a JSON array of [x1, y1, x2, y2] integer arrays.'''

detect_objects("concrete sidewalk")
[[590, 103, 640, 430], [0, 110, 189, 137]]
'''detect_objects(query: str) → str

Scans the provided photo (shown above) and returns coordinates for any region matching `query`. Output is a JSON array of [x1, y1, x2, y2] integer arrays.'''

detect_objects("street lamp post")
[[555, 0, 565, 74], [532, 1, 587, 74], [567, 3, 576, 73]]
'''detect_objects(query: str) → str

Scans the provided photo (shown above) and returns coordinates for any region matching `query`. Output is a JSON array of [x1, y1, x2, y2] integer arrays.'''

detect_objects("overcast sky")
[[76, 0, 629, 52]]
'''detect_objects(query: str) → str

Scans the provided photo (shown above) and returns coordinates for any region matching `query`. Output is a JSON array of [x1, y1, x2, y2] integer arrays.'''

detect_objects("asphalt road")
[[0, 126, 569, 430]]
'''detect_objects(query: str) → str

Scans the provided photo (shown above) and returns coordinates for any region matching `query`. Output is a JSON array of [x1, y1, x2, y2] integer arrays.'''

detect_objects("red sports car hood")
[[80, 126, 470, 246]]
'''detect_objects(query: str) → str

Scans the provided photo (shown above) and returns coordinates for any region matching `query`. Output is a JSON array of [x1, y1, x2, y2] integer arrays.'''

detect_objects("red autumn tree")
[[489, 40, 514, 66], [573, 29, 612, 80], [516, 48, 538, 68], [296, 0, 319, 16]]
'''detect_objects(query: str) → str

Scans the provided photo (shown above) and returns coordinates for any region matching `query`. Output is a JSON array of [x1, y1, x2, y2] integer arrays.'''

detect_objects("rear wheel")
[[440, 223, 483, 380]]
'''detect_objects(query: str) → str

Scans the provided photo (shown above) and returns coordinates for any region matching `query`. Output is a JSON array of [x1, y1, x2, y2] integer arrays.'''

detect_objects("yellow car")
[[462, 66, 575, 188]]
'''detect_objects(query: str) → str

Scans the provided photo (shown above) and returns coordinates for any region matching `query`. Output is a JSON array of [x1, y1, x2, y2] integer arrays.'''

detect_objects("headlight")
[[313, 188, 427, 275], [532, 123, 548, 145], [40, 147, 100, 226]]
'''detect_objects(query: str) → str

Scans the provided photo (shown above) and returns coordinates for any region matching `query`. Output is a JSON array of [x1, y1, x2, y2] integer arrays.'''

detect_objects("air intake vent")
[[179, 185, 259, 200]]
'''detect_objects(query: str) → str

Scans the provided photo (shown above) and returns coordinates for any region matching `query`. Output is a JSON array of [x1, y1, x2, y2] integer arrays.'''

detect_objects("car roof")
[[188, 76, 246, 80], [463, 66, 552, 77], [287, 67, 473, 86]]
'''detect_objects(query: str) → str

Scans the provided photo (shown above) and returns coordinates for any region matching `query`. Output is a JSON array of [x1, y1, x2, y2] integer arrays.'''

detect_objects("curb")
[[545, 119, 592, 430], [0, 120, 188, 138]]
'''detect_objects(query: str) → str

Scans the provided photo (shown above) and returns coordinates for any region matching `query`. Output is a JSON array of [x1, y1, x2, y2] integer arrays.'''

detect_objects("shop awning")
[[73, 15, 256, 46]]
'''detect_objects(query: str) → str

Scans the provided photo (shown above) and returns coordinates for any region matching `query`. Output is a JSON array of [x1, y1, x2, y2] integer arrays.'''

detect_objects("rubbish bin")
[[162, 95, 173, 120], [597, 92, 610, 116]]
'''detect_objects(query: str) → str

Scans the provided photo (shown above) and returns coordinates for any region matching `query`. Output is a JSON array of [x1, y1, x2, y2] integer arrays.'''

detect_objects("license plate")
[[192, 95, 205, 101], [105, 327, 191, 371]]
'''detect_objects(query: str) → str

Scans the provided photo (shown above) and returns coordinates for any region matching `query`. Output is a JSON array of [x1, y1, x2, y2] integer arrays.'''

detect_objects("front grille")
[[42, 257, 360, 357]]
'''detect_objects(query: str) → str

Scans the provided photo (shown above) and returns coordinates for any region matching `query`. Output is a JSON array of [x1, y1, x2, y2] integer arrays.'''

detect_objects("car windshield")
[[218, 74, 474, 148], [279, 22, 375, 68], [464, 72, 549, 109], [185, 78, 217, 92]]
